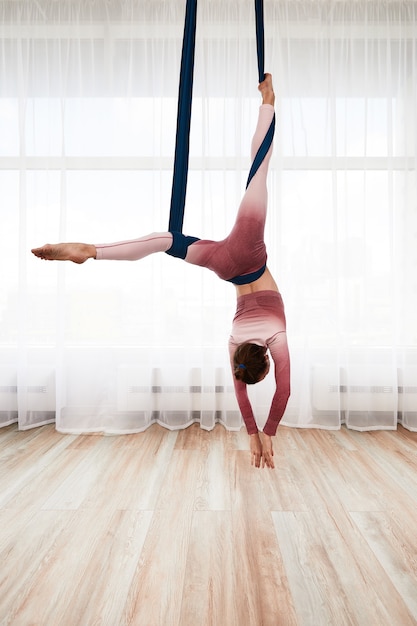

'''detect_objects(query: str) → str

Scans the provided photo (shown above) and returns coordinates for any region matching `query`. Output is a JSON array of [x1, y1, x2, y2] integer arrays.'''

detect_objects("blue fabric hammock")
[[168, 0, 275, 235]]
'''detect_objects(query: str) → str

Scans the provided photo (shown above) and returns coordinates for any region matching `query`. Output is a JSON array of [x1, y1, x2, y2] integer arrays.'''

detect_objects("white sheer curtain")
[[1, 0, 416, 434]]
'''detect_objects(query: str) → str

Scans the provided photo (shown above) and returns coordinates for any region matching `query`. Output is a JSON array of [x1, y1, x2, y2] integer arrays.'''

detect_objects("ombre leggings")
[[95, 104, 274, 282]]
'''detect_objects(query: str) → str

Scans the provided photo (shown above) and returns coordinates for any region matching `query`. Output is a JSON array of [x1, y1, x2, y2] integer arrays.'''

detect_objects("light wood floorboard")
[[0, 422, 417, 625]]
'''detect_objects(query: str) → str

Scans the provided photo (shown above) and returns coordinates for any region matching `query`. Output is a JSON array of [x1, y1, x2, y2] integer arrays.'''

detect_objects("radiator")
[[398, 366, 417, 426], [311, 364, 398, 428], [0, 367, 18, 425], [116, 365, 241, 429]]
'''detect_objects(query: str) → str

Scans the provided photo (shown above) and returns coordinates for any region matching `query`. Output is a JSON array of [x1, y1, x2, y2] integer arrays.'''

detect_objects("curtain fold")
[[1, 0, 416, 433]]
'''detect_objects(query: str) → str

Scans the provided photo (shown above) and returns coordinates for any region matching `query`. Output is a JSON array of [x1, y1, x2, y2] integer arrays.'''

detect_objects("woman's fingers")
[[251, 451, 261, 468], [249, 433, 275, 468]]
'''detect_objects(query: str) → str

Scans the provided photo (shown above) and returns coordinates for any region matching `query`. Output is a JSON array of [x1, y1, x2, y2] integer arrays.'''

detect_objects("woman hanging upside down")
[[32, 73, 290, 469]]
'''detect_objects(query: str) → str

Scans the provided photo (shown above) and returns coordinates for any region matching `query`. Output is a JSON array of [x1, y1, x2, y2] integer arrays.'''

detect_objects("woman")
[[32, 74, 290, 469]]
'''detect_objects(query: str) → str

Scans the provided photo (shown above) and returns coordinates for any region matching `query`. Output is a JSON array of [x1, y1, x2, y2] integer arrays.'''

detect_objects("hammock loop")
[[167, 0, 275, 235]]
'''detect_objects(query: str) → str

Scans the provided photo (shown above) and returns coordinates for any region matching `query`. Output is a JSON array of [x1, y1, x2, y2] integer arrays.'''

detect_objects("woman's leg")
[[95, 232, 173, 260], [31, 232, 173, 264], [184, 74, 275, 279], [232, 74, 275, 227]]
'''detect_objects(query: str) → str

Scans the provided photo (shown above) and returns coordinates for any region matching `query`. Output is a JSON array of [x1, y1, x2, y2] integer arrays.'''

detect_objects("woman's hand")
[[250, 433, 263, 468], [249, 433, 275, 469], [260, 433, 275, 469]]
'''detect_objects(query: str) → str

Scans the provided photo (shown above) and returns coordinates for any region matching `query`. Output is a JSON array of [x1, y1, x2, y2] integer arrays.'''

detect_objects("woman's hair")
[[233, 342, 268, 385]]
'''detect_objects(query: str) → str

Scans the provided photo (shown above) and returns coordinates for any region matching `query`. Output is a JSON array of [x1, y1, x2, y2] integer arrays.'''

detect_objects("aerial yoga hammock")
[[165, 0, 276, 286], [31, 0, 290, 469], [167, 0, 275, 229]]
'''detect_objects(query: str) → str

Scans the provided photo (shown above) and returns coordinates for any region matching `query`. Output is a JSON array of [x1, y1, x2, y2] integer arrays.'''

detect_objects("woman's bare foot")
[[259, 73, 275, 106], [31, 243, 96, 264]]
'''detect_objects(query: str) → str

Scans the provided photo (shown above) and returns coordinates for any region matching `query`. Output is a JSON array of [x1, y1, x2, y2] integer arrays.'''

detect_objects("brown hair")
[[233, 342, 268, 385]]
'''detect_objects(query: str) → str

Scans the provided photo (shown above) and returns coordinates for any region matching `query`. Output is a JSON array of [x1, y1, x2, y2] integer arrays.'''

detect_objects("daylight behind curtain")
[[1, 0, 416, 433]]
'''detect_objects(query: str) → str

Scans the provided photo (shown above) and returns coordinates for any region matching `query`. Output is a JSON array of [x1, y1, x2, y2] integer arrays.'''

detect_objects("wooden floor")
[[1, 423, 417, 626]]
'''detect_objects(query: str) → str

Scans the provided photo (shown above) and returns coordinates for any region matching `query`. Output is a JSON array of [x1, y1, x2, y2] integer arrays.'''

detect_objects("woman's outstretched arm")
[[263, 332, 291, 436], [228, 340, 275, 469]]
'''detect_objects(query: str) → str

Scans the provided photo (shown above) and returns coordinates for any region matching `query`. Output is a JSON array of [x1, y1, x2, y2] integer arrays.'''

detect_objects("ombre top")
[[228, 290, 290, 436]]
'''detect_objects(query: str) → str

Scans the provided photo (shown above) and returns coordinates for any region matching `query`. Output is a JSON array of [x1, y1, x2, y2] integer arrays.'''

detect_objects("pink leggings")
[[95, 104, 274, 282]]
